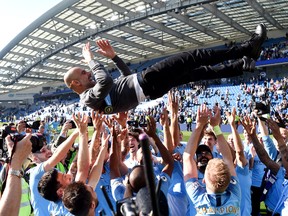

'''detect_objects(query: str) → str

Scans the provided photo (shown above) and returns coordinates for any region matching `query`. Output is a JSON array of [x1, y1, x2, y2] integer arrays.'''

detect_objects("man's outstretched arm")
[[43, 129, 79, 172], [73, 113, 90, 183], [82, 42, 114, 99], [145, 116, 174, 177], [210, 106, 236, 176], [87, 133, 109, 189], [226, 108, 247, 168], [183, 105, 209, 181], [96, 39, 132, 76], [241, 116, 280, 175]]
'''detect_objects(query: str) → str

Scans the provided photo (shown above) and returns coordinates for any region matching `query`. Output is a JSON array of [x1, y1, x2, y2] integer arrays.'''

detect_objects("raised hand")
[[10, 133, 32, 169], [103, 115, 114, 132], [95, 39, 116, 59], [225, 107, 236, 126], [241, 116, 256, 136], [172, 152, 183, 163], [196, 104, 210, 127], [159, 107, 169, 126], [91, 110, 104, 131], [112, 111, 128, 129], [144, 116, 157, 138], [82, 42, 94, 63], [266, 118, 283, 141], [61, 120, 73, 134], [116, 127, 127, 144], [167, 90, 179, 114], [72, 112, 89, 134], [209, 105, 221, 127]]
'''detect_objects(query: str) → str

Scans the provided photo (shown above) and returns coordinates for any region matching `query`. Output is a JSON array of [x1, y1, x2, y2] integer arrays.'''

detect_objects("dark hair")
[[196, 145, 213, 156], [38, 169, 61, 202], [128, 165, 146, 193], [63, 182, 92, 216], [128, 128, 142, 143], [204, 129, 217, 140], [136, 187, 169, 216]]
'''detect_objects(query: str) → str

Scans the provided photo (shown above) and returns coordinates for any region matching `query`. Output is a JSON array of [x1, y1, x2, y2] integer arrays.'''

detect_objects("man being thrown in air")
[[64, 24, 267, 114]]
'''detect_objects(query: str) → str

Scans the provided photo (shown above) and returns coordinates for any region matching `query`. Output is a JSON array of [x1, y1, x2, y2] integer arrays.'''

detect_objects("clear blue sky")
[[0, 0, 62, 51]]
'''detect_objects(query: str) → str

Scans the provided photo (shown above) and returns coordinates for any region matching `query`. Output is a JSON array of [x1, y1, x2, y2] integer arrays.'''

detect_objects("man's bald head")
[[64, 67, 80, 89], [64, 67, 95, 94]]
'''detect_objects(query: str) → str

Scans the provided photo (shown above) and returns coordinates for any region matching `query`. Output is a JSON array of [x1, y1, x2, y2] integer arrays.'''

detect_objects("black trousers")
[[251, 186, 263, 216], [138, 45, 247, 99]]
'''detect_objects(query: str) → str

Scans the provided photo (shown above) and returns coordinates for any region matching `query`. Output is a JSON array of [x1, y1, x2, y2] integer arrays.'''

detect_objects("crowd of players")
[[0, 88, 288, 215]]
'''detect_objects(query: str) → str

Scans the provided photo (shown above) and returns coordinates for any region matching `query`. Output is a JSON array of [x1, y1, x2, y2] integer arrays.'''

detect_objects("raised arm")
[[112, 111, 128, 130], [73, 113, 90, 183], [50, 121, 72, 151], [210, 106, 236, 176], [87, 133, 109, 189], [167, 91, 180, 150], [110, 112, 130, 159], [257, 114, 278, 160], [109, 125, 121, 180], [241, 116, 280, 175], [96, 39, 132, 76], [89, 111, 104, 164], [0, 134, 32, 216], [116, 127, 129, 175], [82, 42, 114, 99], [226, 107, 247, 167], [266, 119, 288, 172], [145, 116, 174, 177], [183, 105, 209, 181], [160, 107, 174, 153], [43, 129, 79, 172]]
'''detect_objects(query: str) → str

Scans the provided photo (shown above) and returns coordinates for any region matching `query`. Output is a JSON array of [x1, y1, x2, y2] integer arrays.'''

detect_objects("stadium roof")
[[0, 0, 287, 94]]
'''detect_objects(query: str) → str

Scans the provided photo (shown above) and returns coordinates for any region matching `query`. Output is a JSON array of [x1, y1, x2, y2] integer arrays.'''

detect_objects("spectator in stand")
[[49, 116, 60, 133], [186, 115, 193, 132], [40, 119, 51, 145]]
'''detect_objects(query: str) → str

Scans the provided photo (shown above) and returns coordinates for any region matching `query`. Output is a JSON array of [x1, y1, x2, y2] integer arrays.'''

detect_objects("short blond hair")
[[204, 158, 231, 193]]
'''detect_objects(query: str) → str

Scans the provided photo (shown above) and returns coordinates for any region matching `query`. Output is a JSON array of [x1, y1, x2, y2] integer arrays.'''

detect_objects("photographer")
[[0, 126, 38, 216], [0, 133, 32, 216], [16, 120, 27, 135], [0, 120, 31, 160]]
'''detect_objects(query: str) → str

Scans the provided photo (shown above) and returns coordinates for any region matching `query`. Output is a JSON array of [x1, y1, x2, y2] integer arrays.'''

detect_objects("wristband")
[[261, 114, 270, 119], [213, 125, 222, 136], [9, 169, 23, 178]]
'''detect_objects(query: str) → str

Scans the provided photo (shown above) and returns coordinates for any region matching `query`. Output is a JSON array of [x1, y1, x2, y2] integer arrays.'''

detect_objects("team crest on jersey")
[[104, 106, 113, 114]]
